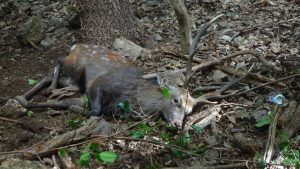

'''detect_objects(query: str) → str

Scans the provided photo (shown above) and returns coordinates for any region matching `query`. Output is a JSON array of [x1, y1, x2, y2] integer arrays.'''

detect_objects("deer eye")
[[172, 97, 180, 105]]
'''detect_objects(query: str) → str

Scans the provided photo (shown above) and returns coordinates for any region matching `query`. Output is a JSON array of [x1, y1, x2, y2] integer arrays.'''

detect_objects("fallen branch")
[[226, 73, 300, 98], [215, 65, 286, 88], [0, 116, 53, 131], [164, 162, 248, 169], [143, 50, 273, 79], [264, 105, 280, 163]]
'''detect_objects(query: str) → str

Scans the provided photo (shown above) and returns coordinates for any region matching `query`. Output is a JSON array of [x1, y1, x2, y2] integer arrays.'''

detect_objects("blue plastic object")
[[269, 93, 285, 105]]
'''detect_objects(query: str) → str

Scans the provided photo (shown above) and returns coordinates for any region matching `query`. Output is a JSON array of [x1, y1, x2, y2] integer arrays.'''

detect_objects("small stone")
[[150, 34, 162, 41], [113, 37, 150, 61], [0, 158, 49, 169], [212, 70, 228, 82], [40, 36, 55, 48], [0, 99, 27, 118], [250, 109, 268, 123], [54, 27, 69, 38], [0, 79, 10, 87], [17, 16, 45, 45], [50, 16, 65, 28], [0, 22, 5, 28]]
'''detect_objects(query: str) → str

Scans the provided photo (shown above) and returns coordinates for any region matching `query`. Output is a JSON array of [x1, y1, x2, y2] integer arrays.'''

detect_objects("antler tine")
[[193, 95, 217, 106], [184, 14, 224, 89]]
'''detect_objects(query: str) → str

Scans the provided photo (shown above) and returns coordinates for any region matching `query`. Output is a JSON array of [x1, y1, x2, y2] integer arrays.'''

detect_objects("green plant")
[[96, 151, 117, 164], [27, 79, 39, 85], [58, 148, 65, 158], [26, 110, 34, 117], [83, 95, 89, 113], [66, 119, 80, 129], [255, 111, 272, 128], [129, 123, 153, 138], [161, 86, 170, 99], [117, 100, 131, 112], [79, 143, 117, 167], [278, 130, 300, 167]]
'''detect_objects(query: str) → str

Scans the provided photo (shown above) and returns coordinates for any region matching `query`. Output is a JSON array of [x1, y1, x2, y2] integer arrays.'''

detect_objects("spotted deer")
[[17, 44, 213, 128]]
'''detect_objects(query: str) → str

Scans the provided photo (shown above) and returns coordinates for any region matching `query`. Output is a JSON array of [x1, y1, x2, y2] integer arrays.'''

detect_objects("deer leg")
[[26, 97, 85, 109], [47, 64, 61, 91], [24, 73, 54, 100], [86, 86, 103, 117], [15, 73, 53, 107]]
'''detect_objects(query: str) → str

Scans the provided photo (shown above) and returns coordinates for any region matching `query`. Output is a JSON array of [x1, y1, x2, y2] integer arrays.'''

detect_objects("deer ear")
[[156, 72, 167, 87]]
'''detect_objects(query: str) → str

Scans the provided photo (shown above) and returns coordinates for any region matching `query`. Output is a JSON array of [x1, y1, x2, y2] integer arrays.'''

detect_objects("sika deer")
[[63, 44, 198, 127], [16, 44, 213, 128]]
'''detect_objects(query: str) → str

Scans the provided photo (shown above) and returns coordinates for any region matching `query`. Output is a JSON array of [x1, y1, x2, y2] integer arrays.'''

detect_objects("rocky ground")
[[0, 0, 299, 168]]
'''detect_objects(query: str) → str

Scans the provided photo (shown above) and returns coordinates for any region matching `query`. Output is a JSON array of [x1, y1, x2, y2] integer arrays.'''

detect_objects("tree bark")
[[170, 0, 192, 54], [76, 0, 138, 46]]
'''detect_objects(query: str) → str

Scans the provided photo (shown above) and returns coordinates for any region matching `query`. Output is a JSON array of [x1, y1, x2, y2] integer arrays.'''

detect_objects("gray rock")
[[66, 5, 80, 29], [0, 99, 27, 118], [0, 158, 49, 169], [151, 34, 162, 41], [144, 0, 160, 7], [13, 0, 31, 12], [17, 16, 45, 45], [212, 70, 228, 82], [91, 118, 116, 136], [0, 22, 5, 28], [50, 16, 65, 28], [31, 5, 46, 16], [54, 27, 69, 38], [113, 37, 150, 61], [250, 109, 268, 123], [40, 36, 54, 48], [0, 79, 10, 88]]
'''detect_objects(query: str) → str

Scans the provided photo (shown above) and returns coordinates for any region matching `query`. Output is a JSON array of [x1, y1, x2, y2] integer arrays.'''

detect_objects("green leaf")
[[83, 95, 89, 113], [255, 115, 271, 128], [279, 142, 290, 153], [191, 125, 203, 133], [147, 165, 161, 169], [175, 136, 185, 147], [79, 152, 91, 166], [26, 111, 34, 117], [85, 143, 92, 151], [258, 160, 266, 169], [171, 149, 183, 158], [296, 135, 300, 141], [90, 143, 99, 152], [283, 158, 298, 165], [58, 148, 65, 158], [183, 130, 190, 145], [255, 152, 264, 159], [160, 133, 170, 141], [27, 79, 39, 85], [97, 151, 117, 163], [137, 123, 152, 134], [192, 144, 206, 154], [166, 124, 176, 131], [117, 100, 131, 112], [66, 120, 77, 129], [131, 130, 144, 138], [161, 86, 170, 99]]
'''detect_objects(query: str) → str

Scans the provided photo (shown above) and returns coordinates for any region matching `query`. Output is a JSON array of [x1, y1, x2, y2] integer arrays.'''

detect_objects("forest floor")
[[0, 0, 299, 168]]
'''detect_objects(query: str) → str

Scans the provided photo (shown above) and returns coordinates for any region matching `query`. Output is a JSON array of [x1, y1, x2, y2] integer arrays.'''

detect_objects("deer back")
[[63, 44, 196, 127]]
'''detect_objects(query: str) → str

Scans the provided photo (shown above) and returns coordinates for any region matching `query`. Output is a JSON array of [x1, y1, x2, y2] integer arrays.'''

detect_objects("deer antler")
[[193, 95, 217, 105], [192, 64, 254, 106], [184, 14, 224, 88]]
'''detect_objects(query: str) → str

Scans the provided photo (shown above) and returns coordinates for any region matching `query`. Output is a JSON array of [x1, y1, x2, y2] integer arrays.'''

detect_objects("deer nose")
[[170, 121, 182, 129]]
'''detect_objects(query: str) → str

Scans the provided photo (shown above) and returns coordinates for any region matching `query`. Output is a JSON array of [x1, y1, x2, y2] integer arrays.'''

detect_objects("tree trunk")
[[170, 0, 192, 54], [76, 0, 138, 46]]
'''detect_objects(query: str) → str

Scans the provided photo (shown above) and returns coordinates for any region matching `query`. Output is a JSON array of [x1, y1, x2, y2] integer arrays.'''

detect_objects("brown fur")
[[62, 44, 196, 127]]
